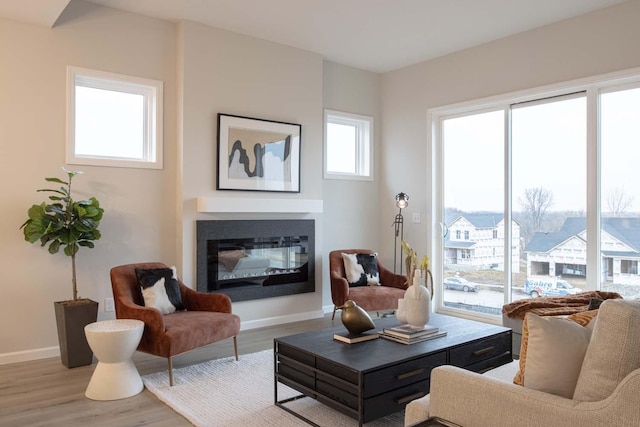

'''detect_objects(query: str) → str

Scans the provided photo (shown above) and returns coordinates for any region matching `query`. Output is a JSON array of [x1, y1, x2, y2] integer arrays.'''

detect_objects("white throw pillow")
[[141, 277, 176, 314], [573, 299, 640, 402], [135, 266, 185, 315], [342, 252, 380, 286], [341, 253, 380, 286], [341, 253, 364, 285], [523, 313, 592, 398]]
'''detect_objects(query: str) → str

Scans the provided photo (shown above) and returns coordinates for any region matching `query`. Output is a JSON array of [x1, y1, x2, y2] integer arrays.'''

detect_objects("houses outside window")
[[432, 68, 640, 321], [66, 66, 163, 169], [324, 110, 373, 180], [621, 260, 638, 275]]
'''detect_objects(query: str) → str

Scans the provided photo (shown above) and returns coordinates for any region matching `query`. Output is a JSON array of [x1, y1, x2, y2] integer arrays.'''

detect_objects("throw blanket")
[[502, 291, 622, 319]]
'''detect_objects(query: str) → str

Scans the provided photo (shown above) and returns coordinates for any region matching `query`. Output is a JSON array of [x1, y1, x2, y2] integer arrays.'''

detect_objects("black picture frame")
[[216, 113, 301, 193]]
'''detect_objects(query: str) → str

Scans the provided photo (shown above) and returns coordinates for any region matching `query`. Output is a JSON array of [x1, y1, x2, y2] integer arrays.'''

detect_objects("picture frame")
[[217, 114, 301, 193]]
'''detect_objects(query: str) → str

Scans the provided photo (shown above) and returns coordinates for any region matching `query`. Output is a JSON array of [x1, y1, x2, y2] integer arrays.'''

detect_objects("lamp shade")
[[395, 192, 409, 209]]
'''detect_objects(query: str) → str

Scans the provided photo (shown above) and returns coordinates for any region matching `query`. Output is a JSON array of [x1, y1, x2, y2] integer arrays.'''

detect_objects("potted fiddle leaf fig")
[[20, 167, 104, 368]]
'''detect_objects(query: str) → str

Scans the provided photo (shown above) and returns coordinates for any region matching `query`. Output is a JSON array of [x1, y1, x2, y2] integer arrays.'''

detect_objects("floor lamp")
[[393, 192, 409, 275]]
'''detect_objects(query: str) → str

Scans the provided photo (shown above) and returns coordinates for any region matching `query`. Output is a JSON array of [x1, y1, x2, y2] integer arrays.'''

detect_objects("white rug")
[[142, 349, 405, 427]]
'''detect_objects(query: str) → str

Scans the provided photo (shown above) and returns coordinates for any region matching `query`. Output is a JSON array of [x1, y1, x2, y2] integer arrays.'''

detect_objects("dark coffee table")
[[274, 313, 511, 426]]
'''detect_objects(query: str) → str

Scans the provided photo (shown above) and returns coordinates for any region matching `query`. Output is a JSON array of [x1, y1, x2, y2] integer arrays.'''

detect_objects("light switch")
[[412, 212, 421, 223]]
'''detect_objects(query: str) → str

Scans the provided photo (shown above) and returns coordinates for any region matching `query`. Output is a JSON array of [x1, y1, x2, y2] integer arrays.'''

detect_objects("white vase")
[[396, 298, 407, 323], [404, 271, 431, 329]]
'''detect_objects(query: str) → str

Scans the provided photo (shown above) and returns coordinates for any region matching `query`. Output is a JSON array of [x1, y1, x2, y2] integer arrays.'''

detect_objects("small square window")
[[324, 109, 373, 180], [66, 66, 163, 169]]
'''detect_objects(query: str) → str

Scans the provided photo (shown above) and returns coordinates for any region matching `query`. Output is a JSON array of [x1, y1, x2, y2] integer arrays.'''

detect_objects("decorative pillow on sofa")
[[341, 253, 380, 287], [513, 309, 598, 398], [572, 299, 640, 402], [135, 266, 185, 315], [520, 313, 592, 398]]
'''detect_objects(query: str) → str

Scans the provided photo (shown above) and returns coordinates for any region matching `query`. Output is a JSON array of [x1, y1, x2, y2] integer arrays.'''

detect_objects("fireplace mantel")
[[196, 197, 323, 213]]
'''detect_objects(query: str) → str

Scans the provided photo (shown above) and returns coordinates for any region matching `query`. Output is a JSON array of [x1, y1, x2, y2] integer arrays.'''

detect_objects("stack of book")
[[380, 323, 447, 344], [332, 331, 379, 344]]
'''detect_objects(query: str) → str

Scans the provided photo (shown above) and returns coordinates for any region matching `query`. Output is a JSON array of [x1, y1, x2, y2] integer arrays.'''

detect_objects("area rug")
[[142, 349, 405, 426]]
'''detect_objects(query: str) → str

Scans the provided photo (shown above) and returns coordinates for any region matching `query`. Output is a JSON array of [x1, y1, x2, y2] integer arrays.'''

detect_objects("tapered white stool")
[[84, 319, 144, 400]]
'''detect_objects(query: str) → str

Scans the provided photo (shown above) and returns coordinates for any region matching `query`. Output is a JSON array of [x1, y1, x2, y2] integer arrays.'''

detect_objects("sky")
[[443, 88, 640, 214]]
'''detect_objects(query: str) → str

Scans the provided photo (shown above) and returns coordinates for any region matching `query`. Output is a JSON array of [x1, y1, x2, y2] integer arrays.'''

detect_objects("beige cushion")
[[573, 299, 640, 402], [514, 309, 597, 386], [523, 313, 592, 398]]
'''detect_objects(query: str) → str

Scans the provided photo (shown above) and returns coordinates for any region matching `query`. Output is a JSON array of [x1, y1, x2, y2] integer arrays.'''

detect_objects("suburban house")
[[526, 217, 640, 285], [444, 212, 521, 271], [2, 0, 640, 424]]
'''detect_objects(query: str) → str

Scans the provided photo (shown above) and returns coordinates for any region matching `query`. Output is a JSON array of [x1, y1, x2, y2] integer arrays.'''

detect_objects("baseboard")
[[0, 346, 59, 365], [240, 310, 325, 330]]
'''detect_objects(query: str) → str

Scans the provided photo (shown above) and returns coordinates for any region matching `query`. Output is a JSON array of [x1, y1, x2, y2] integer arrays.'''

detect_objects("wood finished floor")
[[0, 314, 339, 427]]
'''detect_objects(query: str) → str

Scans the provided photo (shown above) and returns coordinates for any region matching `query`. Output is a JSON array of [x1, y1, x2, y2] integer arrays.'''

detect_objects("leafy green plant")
[[20, 168, 104, 301]]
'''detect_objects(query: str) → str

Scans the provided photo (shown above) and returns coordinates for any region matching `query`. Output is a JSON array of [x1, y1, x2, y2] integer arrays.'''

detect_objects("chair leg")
[[168, 356, 174, 386], [332, 306, 338, 320], [233, 336, 239, 361]]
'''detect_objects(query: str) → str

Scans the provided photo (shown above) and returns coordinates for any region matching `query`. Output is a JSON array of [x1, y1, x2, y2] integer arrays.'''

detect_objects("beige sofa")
[[405, 299, 640, 427]]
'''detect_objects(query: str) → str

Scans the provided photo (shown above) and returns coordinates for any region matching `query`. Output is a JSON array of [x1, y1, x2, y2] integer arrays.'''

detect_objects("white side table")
[[84, 319, 144, 400]]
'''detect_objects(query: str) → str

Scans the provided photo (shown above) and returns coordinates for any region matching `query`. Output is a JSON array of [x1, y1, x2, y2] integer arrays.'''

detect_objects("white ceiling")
[[0, 0, 630, 73]]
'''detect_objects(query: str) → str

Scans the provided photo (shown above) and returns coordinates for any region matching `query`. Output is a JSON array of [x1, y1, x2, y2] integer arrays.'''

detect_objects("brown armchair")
[[110, 262, 241, 386], [329, 249, 408, 319]]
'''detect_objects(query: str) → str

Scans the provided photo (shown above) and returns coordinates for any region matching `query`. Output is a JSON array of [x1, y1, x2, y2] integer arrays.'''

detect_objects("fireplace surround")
[[196, 219, 315, 302]]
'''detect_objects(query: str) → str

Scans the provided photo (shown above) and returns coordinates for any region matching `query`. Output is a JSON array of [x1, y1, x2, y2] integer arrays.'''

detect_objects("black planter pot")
[[54, 299, 99, 368]]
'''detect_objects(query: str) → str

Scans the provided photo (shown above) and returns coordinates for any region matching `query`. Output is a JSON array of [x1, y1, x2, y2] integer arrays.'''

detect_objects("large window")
[[324, 110, 373, 180], [600, 86, 640, 293], [430, 69, 640, 321], [67, 66, 163, 169]]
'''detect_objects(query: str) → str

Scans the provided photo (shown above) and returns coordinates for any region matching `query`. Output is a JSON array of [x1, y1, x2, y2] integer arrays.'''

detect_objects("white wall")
[[0, 2, 177, 362], [178, 20, 326, 327], [321, 61, 382, 308], [0, 2, 378, 363], [379, 0, 640, 269]]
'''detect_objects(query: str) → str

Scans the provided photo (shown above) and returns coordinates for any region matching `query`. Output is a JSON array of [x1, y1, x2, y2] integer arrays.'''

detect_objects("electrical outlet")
[[412, 212, 421, 223], [104, 297, 115, 312]]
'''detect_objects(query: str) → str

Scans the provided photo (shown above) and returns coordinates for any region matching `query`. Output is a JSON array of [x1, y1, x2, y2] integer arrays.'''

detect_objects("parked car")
[[443, 277, 478, 292], [525, 277, 581, 298]]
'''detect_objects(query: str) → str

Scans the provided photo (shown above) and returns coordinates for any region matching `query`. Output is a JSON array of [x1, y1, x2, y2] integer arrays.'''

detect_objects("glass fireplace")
[[196, 219, 315, 301]]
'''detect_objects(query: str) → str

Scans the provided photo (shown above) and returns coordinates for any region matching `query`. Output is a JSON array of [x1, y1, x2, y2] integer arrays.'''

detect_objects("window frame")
[[323, 109, 374, 181], [428, 66, 640, 323], [66, 66, 164, 169]]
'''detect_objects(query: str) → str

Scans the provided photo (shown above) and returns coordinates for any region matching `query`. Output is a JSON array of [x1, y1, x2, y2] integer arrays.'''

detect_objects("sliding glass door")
[[600, 86, 640, 299], [512, 94, 587, 297], [442, 110, 507, 315], [433, 71, 640, 320]]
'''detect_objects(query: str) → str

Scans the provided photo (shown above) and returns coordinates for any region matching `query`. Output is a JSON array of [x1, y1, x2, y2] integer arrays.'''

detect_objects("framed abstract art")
[[217, 114, 301, 193]]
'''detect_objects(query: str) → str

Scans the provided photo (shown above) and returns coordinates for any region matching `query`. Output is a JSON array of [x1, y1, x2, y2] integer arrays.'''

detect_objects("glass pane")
[[442, 110, 506, 315], [600, 87, 640, 299], [75, 86, 145, 159], [513, 95, 587, 299], [326, 122, 356, 174]]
